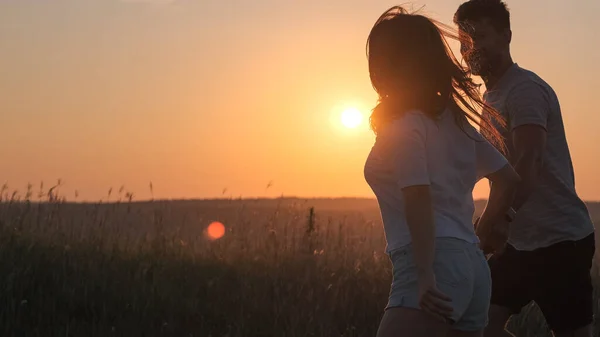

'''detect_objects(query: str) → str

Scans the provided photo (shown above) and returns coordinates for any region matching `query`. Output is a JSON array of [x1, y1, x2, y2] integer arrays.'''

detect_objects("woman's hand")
[[417, 270, 453, 322]]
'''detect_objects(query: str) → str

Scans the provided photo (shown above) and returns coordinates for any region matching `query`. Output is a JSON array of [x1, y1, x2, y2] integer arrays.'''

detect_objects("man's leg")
[[534, 234, 595, 337], [447, 329, 484, 337], [553, 325, 592, 337], [484, 246, 533, 337], [484, 305, 514, 337]]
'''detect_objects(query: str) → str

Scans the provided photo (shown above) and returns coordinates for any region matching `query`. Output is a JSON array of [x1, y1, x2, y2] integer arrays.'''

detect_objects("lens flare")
[[207, 221, 226, 240]]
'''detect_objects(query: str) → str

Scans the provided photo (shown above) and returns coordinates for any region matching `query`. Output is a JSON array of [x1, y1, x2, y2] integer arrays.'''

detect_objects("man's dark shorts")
[[488, 233, 595, 333]]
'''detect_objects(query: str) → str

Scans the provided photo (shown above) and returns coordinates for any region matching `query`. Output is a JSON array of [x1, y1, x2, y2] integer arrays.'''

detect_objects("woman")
[[363, 6, 520, 337]]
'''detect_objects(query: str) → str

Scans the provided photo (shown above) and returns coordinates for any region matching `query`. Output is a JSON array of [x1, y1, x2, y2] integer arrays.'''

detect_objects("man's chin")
[[465, 60, 489, 77], [469, 68, 482, 76], [464, 62, 480, 76], [468, 66, 488, 78]]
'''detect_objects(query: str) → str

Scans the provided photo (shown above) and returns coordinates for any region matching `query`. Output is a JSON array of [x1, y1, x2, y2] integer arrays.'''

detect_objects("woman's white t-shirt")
[[364, 108, 508, 253]]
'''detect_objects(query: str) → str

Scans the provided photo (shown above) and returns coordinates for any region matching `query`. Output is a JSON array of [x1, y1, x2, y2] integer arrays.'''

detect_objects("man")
[[454, 1, 596, 337]]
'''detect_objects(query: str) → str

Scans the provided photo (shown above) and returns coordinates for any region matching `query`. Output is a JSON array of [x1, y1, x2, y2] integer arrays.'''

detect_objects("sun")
[[340, 107, 363, 129]]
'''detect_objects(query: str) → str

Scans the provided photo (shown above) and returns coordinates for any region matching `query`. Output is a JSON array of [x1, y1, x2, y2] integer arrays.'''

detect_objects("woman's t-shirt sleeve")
[[389, 113, 431, 189]]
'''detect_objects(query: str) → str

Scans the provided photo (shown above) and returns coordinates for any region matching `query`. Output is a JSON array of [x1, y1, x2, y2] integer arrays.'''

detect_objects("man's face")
[[459, 18, 510, 77]]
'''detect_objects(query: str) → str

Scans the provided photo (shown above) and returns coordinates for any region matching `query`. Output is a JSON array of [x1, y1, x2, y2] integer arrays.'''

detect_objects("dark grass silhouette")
[[0, 192, 598, 336]]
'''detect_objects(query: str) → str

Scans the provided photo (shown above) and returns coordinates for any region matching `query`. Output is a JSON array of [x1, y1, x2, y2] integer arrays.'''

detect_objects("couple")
[[364, 1, 595, 337]]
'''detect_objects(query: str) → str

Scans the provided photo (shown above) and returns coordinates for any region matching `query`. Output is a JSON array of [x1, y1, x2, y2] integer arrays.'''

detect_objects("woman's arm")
[[403, 184, 453, 320], [402, 185, 436, 276], [389, 113, 453, 319], [476, 163, 520, 254]]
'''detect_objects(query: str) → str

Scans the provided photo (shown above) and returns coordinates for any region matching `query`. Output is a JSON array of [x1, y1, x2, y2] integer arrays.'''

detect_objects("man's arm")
[[510, 124, 546, 210], [505, 81, 549, 211], [478, 124, 545, 254]]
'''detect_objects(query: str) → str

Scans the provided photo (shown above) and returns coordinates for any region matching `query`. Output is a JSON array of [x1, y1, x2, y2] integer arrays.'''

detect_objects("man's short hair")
[[454, 0, 511, 31]]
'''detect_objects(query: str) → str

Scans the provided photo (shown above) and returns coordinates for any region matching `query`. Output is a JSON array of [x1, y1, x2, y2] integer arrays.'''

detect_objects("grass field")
[[0, 190, 598, 336]]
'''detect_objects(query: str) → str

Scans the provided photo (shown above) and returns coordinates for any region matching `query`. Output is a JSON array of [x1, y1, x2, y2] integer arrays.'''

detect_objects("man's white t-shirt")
[[364, 108, 508, 253], [483, 63, 594, 251]]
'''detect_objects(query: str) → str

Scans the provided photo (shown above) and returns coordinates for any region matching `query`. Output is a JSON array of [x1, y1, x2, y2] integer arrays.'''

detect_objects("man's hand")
[[473, 217, 480, 230], [477, 219, 510, 255]]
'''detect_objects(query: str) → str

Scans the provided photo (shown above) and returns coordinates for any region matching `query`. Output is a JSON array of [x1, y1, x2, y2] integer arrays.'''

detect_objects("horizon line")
[[3, 196, 600, 205]]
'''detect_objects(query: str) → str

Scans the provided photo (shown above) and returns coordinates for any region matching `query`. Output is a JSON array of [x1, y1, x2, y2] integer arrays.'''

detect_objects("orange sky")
[[1, 0, 599, 202]]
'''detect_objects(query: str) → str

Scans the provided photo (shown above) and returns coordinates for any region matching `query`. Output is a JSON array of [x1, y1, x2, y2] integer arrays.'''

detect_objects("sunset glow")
[[0, 1, 598, 202], [340, 107, 364, 129]]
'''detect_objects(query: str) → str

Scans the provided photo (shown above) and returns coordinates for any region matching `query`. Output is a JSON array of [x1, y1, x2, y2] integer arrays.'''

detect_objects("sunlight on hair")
[[206, 221, 226, 240]]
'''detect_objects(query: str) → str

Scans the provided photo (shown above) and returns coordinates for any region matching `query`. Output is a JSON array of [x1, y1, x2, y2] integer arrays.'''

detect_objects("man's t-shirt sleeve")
[[506, 81, 549, 131]]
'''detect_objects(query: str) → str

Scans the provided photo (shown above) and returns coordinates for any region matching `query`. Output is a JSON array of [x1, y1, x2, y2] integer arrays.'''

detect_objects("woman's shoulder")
[[388, 109, 429, 129], [389, 108, 452, 130]]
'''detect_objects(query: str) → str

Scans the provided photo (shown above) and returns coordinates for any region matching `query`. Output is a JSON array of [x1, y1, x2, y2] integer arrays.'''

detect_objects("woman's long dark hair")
[[366, 6, 506, 153]]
